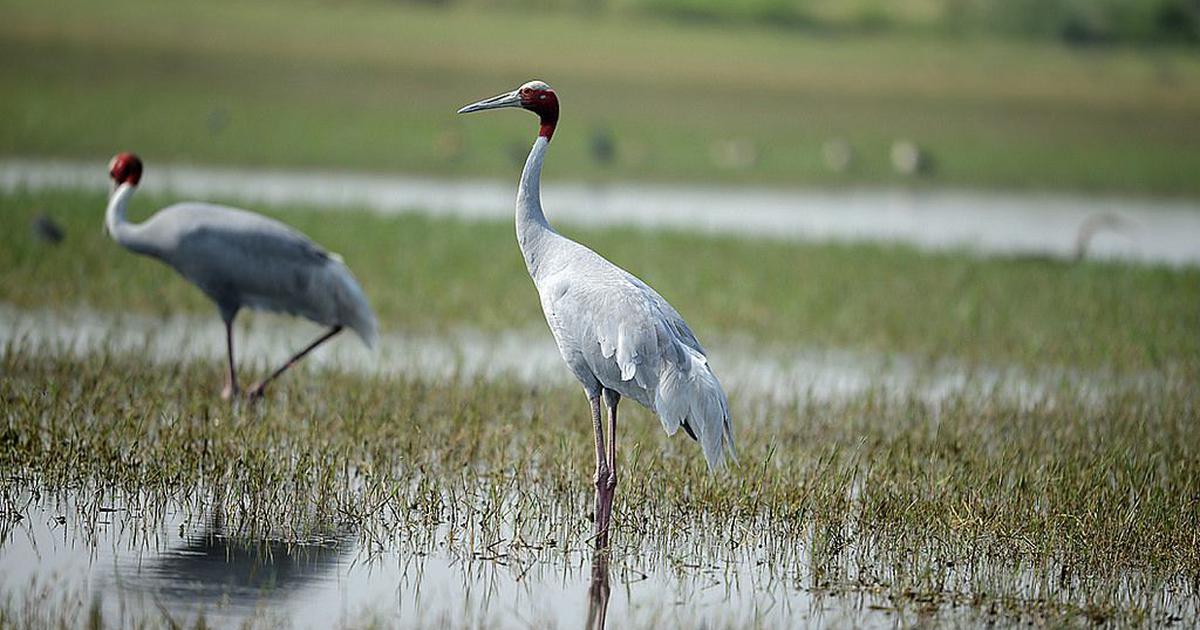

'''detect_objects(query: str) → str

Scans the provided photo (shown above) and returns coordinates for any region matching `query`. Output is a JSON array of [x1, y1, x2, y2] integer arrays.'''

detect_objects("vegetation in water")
[[3, 189, 1198, 375], [1, 347, 1196, 626]]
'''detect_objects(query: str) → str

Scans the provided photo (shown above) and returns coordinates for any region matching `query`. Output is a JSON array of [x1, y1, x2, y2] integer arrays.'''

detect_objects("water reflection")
[[586, 548, 611, 630], [1, 489, 1196, 627], [118, 508, 356, 618]]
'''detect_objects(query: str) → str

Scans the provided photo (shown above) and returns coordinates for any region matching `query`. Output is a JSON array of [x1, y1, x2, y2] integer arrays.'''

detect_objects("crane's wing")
[[621, 272, 705, 355], [586, 276, 685, 388], [541, 251, 735, 469], [538, 242, 712, 385], [149, 202, 331, 263], [145, 203, 378, 346], [591, 271, 735, 469]]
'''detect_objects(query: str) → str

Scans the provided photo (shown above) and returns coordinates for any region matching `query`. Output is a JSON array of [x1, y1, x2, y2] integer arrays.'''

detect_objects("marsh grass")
[[2, 346, 1196, 625], [3, 188, 1198, 376]]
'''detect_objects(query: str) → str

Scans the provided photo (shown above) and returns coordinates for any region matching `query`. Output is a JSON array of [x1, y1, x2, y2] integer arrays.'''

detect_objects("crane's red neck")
[[520, 88, 559, 142], [539, 118, 557, 141]]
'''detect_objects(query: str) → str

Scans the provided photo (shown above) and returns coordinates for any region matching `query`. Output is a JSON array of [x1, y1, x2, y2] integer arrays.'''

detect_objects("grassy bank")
[[3, 188, 1198, 374], [2, 0, 1199, 195], [1, 347, 1196, 625], [410, 0, 1200, 46]]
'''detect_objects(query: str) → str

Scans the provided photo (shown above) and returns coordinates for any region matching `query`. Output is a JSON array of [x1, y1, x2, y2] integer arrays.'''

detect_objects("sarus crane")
[[104, 152, 377, 400], [458, 81, 737, 542]]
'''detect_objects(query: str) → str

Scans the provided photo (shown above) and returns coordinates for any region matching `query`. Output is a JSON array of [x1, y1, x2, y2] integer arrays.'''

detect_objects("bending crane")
[[105, 153, 377, 400]]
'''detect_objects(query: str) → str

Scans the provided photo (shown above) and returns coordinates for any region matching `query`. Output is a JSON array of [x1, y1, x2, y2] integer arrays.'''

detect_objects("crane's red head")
[[108, 152, 143, 186], [458, 80, 560, 141]]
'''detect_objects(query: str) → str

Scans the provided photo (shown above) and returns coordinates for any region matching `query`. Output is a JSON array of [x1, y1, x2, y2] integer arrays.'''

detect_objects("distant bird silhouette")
[[104, 152, 377, 400], [821, 138, 853, 173], [206, 107, 231, 135], [1074, 212, 1132, 262], [31, 212, 65, 244], [589, 125, 616, 166], [890, 139, 932, 176], [459, 81, 736, 545]]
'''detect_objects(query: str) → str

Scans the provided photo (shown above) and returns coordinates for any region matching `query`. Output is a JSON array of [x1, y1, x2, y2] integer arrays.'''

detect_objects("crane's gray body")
[[531, 236, 702, 410], [516, 137, 736, 468], [106, 188, 377, 346]]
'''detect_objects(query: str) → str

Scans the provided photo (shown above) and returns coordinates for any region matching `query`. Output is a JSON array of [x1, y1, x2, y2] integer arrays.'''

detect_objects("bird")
[[458, 81, 736, 543], [31, 211, 65, 244], [104, 152, 377, 400], [589, 125, 616, 167], [1073, 212, 1131, 262]]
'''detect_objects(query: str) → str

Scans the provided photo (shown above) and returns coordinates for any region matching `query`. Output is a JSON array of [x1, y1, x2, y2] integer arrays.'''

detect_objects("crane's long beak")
[[457, 90, 521, 114]]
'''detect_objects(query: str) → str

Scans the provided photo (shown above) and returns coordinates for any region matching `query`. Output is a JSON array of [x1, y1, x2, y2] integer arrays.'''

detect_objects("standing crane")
[[458, 81, 737, 542], [104, 152, 377, 400]]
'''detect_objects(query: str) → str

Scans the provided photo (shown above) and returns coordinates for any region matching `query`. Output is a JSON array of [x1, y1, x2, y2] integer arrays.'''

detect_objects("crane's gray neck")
[[516, 136, 555, 278], [105, 184, 157, 256]]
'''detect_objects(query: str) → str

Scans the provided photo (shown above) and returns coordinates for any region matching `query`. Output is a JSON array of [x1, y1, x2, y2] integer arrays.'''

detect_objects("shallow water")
[[4, 485, 1194, 629], [2, 303, 1193, 627], [3, 158, 1198, 265], [0, 302, 1134, 409], [0, 492, 902, 628]]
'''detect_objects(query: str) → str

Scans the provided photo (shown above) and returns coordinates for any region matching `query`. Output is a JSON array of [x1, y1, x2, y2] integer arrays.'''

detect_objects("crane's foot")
[[245, 382, 268, 402]]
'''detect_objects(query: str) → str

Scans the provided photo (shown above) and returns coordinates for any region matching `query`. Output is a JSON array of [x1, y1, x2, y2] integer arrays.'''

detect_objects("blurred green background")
[[485, 0, 1200, 44], [4, 0, 1198, 372], [3, 0, 1199, 194]]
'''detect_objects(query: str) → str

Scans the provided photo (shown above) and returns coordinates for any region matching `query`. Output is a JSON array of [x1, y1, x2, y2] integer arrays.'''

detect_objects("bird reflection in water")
[[586, 545, 612, 630], [119, 506, 355, 617]]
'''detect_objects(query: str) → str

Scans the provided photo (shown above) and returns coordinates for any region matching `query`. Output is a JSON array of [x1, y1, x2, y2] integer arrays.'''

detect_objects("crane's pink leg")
[[221, 318, 239, 401], [600, 389, 620, 538], [589, 394, 610, 545], [247, 326, 342, 401]]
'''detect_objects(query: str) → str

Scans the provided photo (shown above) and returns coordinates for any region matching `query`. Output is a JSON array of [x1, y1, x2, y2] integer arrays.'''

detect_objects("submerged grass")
[[1, 347, 1197, 625], [2, 188, 1198, 375]]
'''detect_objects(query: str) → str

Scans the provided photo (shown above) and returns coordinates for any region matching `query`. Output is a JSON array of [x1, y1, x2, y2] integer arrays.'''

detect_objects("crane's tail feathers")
[[329, 261, 378, 350], [655, 348, 736, 471], [353, 313, 379, 350]]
